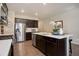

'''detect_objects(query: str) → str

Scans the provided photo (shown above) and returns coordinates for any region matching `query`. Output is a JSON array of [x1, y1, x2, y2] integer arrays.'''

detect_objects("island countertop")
[[33, 32, 72, 39], [0, 39, 12, 56]]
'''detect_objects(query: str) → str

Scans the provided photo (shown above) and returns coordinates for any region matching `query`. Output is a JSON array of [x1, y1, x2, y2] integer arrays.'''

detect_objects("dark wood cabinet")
[[56, 38, 66, 56], [46, 37, 57, 56], [36, 35, 46, 54], [46, 37, 66, 56], [26, 20, 32, 27], [26, 20, 38, 28], [26, 32, 32, 40], [35, 35, 66, 56]]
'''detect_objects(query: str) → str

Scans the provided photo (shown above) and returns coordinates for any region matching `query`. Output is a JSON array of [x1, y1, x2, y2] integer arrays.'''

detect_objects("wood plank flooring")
[[13, 40, 45, 56]]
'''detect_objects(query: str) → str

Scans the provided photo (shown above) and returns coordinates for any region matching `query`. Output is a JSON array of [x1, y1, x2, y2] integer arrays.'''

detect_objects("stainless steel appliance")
[[15, 23, 26, 42], [32, 28, 38, 46]]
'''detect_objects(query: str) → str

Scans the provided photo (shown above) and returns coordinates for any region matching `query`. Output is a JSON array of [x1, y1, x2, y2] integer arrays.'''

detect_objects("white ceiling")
[[7, 3, 79, 20]]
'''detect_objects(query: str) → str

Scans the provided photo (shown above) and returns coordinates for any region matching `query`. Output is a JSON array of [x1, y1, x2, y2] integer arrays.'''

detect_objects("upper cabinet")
[[0, 3, 8, 24], [15, 18, 38, 28], [26, 20, 38, 28]]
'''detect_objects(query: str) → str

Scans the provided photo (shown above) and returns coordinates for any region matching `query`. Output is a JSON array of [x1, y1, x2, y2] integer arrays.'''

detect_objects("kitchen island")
[[32, 32, 72, 56]]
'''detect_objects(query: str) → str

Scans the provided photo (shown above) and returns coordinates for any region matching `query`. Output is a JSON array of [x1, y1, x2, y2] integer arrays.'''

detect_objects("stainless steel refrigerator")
[[15, 23, 26, 42]]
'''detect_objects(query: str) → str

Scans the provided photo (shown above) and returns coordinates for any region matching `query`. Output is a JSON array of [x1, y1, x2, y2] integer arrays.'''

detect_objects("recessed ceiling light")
[[21, 9, 24, 13]]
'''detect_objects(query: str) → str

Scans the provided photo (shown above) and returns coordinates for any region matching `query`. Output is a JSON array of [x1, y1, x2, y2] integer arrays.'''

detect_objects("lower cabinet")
[[46, 39, 57, 56], [36, 35, 46, 54], [36, 35, 66, 56], [26, 32, 32, 40], [46, 37, 66, 56]]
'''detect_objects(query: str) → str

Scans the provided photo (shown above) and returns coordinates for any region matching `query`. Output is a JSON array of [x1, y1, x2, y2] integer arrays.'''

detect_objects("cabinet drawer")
[[46, 37, 57, 43]]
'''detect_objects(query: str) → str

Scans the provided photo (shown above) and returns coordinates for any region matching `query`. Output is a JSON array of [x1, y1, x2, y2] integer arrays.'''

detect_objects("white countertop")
[[0, 39, 12, 56], [33, 32, 72, 39]]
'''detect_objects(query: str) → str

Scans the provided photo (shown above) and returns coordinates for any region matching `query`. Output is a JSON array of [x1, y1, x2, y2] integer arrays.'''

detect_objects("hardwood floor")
[[13, 40, 45, 56]]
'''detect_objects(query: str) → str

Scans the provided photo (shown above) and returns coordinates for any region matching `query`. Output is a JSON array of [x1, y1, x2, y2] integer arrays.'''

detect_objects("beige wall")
[[0, 4, 15, 35], [38, 20, 44, 32], [39, 7, 79, 40], [38, 19, 53, 32], [3, 11, 15, 35]]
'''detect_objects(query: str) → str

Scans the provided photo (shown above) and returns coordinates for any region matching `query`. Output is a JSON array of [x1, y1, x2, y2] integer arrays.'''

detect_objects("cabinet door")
[[40, 37, 46, 53], [26, 20, 38, 28], [57, 39, 66, 56], [36, 35, 46, 53], [26, 32, 32, 40], [46, 40, 57, 56], [26, 20, 32, 27], [36, 35, 41, 49], [32, 20, 38, 28]]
